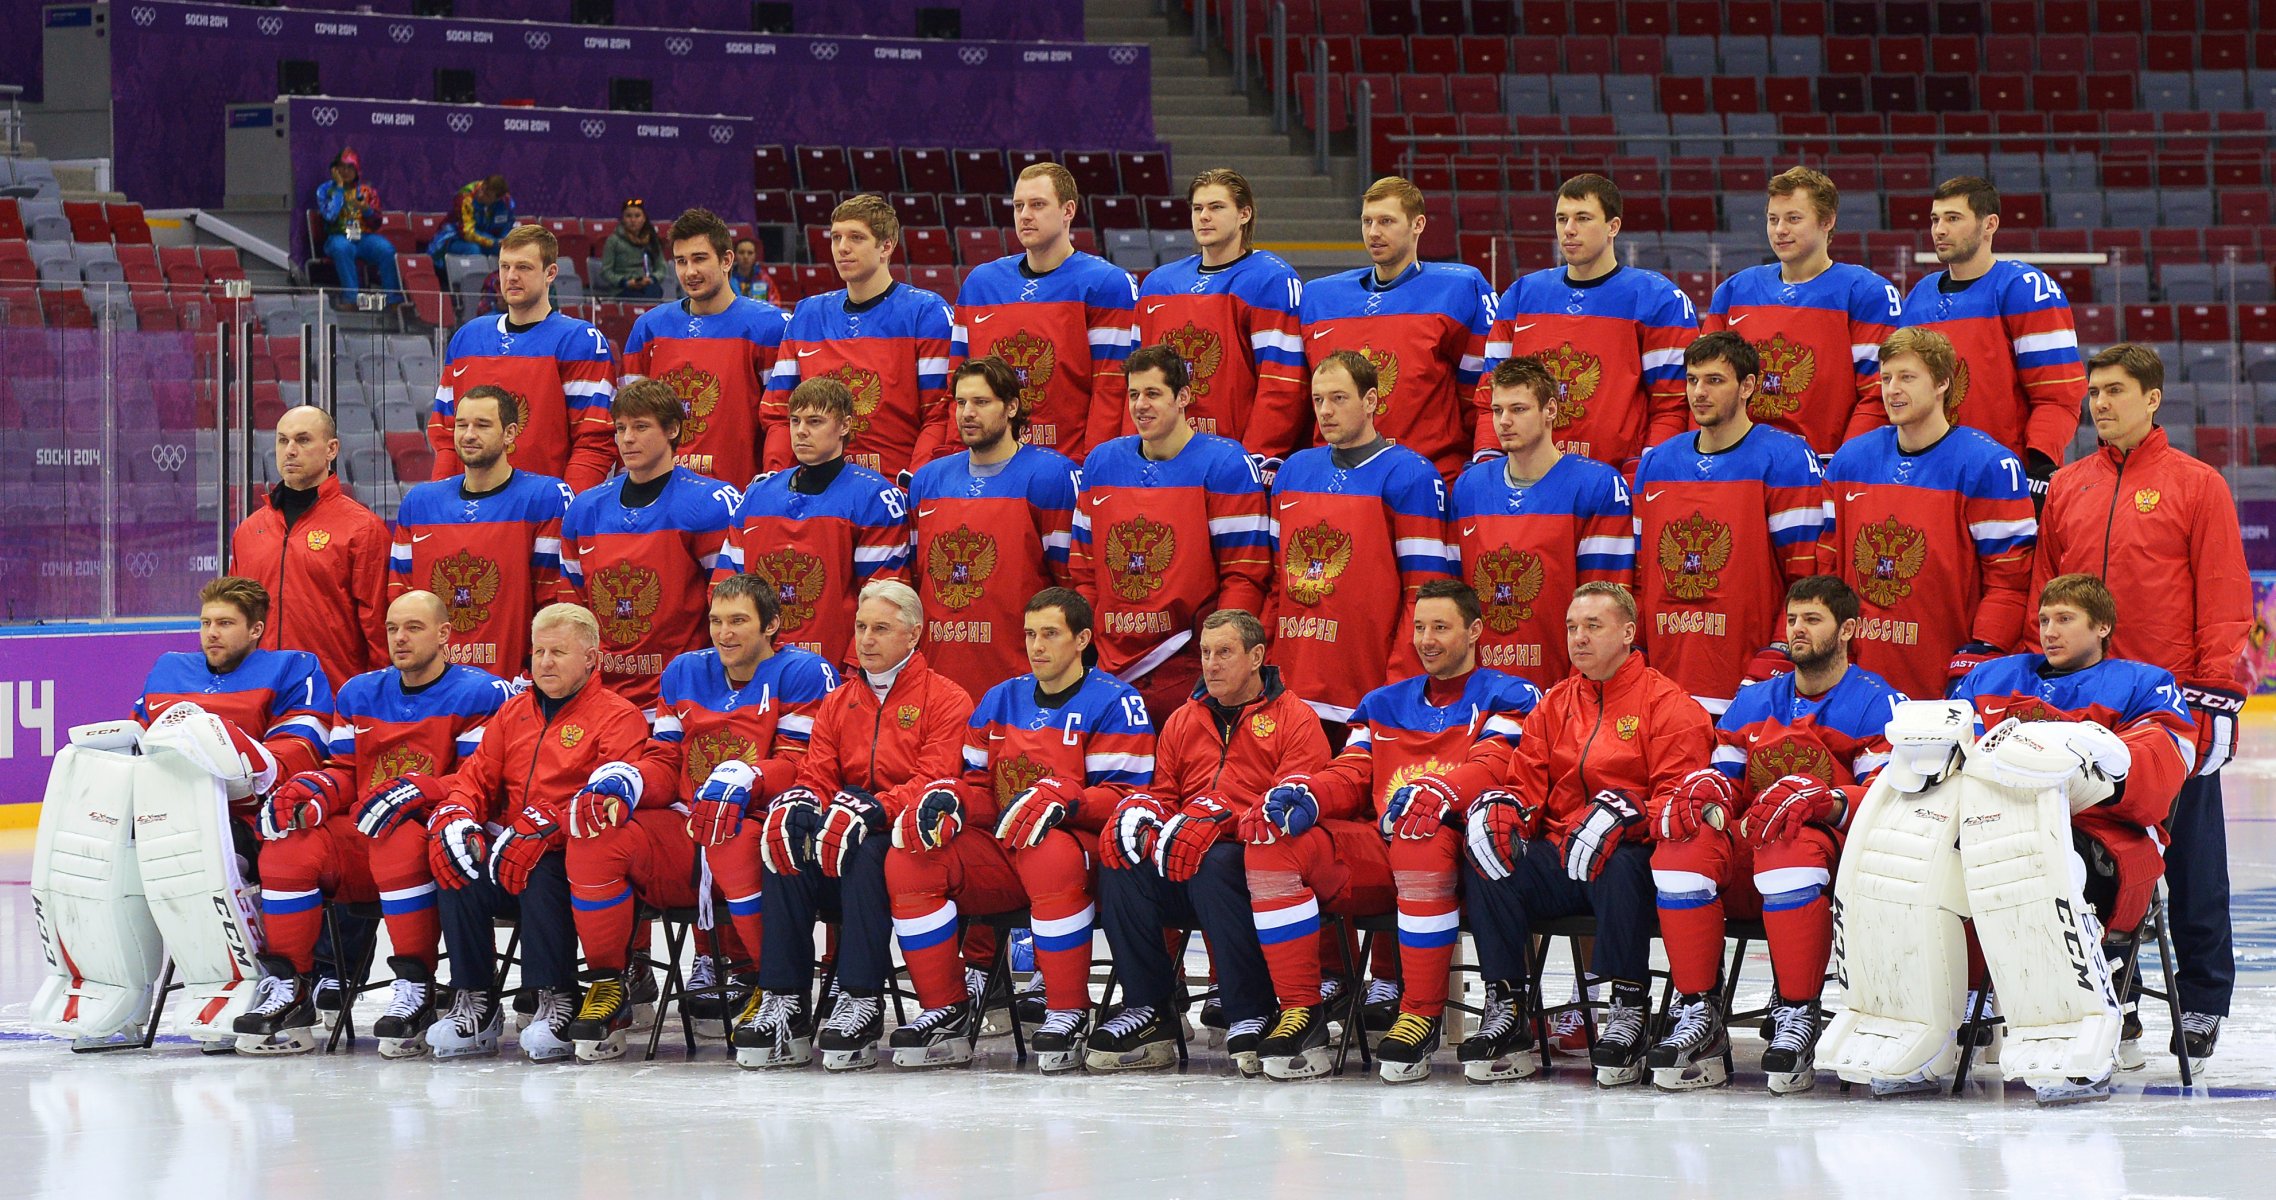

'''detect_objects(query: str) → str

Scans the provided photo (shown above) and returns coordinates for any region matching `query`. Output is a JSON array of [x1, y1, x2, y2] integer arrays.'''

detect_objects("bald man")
[[246, 590, 515, 1057], [230, 404, 391, 691]]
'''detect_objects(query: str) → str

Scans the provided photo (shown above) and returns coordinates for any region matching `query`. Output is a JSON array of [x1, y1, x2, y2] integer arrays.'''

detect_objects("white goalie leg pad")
[[1820, 769, 1971, 1087], [30, 724, 165, 1043], [1956, 753, 2123, 1086], [132, 745, 266, 1042]]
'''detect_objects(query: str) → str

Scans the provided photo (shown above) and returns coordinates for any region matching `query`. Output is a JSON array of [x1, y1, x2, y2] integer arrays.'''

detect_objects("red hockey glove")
[[816, 789, 887, 879], [1944, 641, 2002, 696], [2184, 686, 2244, 777], [488, 801, 563, 894], [1744, 775, 1842, 847], [1744, 643, 1794, 684], [567, 761, 641, 838], [427, 801, 489, 890], [1379, 775, 1461, 841], [759, 787, 824, 875], [355, 772, 448, 838], [1105, 792, 1171, 870], [259, 770, 346, 840], [1659, 767, 1737, 842], [994, 776, 1083, 849], [1155, 795, 1236, 883], [687, 761, 758, 848], [891, 781, 964, 853]]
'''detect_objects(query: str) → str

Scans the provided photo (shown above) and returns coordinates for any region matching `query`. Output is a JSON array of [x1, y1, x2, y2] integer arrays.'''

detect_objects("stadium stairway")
[[1088, 0, 1365, 272]]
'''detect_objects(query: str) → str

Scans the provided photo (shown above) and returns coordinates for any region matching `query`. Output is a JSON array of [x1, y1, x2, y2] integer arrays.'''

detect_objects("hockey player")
[[1633, 332, 1831, 715], [1269, 349, 1455, 732], [764, 194, 956, 482], [2029, 344, 2252, 1067], [905, 356, 1080, 702], [883, 588, 1154, 1071], [1900, 176, 2086, 505], [229, 405, 388, 699], [390, 385, 575, 680], [1072, 343, 1270, 723], [737, 377, 911, 667], [1645, 575, 1901, 1093], [137, 576, 334, 803], [1298, 175, 1494, 481], [248, 591, 511, 1057], [631, 573, 837, 1066], [1248, 581, 1538, 1082], [1825, 328, 2036, 703], [1481, 174, 1696, 472], [429, 604, 671, 1063], [1461, 582, 1715, 1087], [768, 581, 976, 1070], [951, 162, 1139, 461], [559, 379, 743, 712], [1704, 166, 1902, 457], [617, 207, 790, 487], [1090, 608, 1329, 1074], [1450, 355, 1636, 689], [427, 225, 618, 491], [1132, 169, 1308, 464]]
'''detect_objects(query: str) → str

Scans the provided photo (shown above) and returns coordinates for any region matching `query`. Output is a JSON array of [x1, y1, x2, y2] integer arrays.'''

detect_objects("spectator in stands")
[[228, 405, 389, 695], [729, 235, 772, 302], [313, 148, 407, 316], [597, 199, 665, 300], [427, 174, 515, 260]]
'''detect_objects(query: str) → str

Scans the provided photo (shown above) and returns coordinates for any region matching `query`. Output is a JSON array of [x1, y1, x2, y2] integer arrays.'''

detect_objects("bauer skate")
[[1458, 981, 1538, 1083], [1760, 1000, 1822, 1095], [233, 956, 319, 1056], [817, 991, 883, 1071], [1259, 1004, 1332, 1081], [429, 989, 502, 1060], [1031, 1008, 1090, 1073], [1225, 1017, 1266, 1078], [1592, 996, 1650, 1087], [1649, 993, 1731, 1091], [889, 999, 976, 1068], [1085, 1005, 1176, 1072], [732, 992, 814, 1069], [1375, 1012, 1441, 1084]]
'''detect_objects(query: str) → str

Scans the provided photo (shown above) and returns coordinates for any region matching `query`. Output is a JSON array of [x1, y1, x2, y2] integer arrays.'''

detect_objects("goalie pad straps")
[[29, 740, 165, 1040], [133, 748, 266, 1041], [1820, 770, 1971, 1086]]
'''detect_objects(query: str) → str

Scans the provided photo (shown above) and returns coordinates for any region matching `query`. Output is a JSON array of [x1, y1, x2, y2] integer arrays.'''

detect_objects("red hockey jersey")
[[1309, 668, 1539, 821], [1299, 261, 1494, 480], [956, 669, 1155, 832], [1899, 260, 2086, 464], [952, 251, 1139, 462], [652, 646, 840, 801], [559, 468, 743, 710], [1483, 264, 1698, 468], [137, 647, 335, 783], [1448, 452, 1635, 688], [904, 445, 1080, 702], [736, 459, 911, 667], [618, 296, 790, 487], [429, 311, 619, 491], [1704, 261, 1902, 455], [324, 664, 510, 797], [764, 281, 955, 480], [389, 470, 576, 679], [1131, 250, 1310, 457]]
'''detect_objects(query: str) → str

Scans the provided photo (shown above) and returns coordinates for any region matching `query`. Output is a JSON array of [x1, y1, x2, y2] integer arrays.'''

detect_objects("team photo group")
[[28, 157, 2251, 1110]]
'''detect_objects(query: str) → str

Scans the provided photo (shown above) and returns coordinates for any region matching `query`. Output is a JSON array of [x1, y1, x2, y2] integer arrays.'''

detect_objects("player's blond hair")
[[1018, 161, 1080, 206], [787, 377, 855, 421], [831, 193, 901, 245], [1572, 581, 1638, 624], [531, 602, 600, 650], [499, 223, 556, 267], [200, 576, 270, 626], [1768, 166, 1840, 222], [1881, 327, 1958, 387], [1361, 175, 1426, 219]]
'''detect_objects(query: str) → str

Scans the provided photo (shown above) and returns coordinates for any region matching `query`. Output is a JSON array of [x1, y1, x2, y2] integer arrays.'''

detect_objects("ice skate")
[[1374, 1012, 1441, 1084], [1760, 1001, 1822, 1095], [231, 955, 318, 1056], [2173, 1013, 2220, 1073], [1648, 993, 1730, 1091], [889, 999, 976, 1068], [428, 988, 502, 1061], [1084, 1005, 1176, 1072], [565, 967, 643, 1063], [1458, 982, 1537, 1083], [731, 991, 813, 1069], [1031, 1008, 1089, 1073], [681, 954, 745, 1040], [1225, 1017, 1266, 1078], [1259, 1004, 1332, 1081], [817, 991, 883, 1071], [1591, 997, 1649, 1087], [2034, 1073, 2115, 1106], [371, 957, 437, 1059]]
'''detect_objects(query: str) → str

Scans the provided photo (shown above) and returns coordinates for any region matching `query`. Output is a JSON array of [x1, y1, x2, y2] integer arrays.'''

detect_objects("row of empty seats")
[[1244, 0, 2268, 39], [752, 146, 1173, 201]]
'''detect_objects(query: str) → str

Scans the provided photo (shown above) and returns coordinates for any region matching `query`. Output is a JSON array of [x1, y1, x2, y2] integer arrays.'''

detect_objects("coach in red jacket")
[[2028, 343, 2252, 1065], [229, 405, 389, 695]]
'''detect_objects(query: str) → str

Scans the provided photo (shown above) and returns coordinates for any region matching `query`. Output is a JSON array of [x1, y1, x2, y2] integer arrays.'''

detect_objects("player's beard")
[[204, 644, 253, 675], [457, 443, 504, 472], [1936, 233, 1980, 264], [1789, 639, 1842, 673]]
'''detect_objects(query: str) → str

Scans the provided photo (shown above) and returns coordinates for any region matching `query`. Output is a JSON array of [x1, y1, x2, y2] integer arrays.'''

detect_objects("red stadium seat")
[[2073, 303, 2118, 344], [159, 246, 205, 290], [2178, 305, 2232, 343], [1675, 1, 1720, 35], [2121, 304, 2176, 343], [1780, 1, 1826, 33], [953, 149, 1011, 197], [1608, 157, 1662, 194], [1357, 35, 1404, 72], [1062, 151, 1121, 198], [1523, 1, 1569, 36], [1090, 196, 1143, 229], [1568, 2, 1615, 36], [0, 241, 36, 284], [1711, 76, 1759, 113], [2239, 305, 2276, 343], [2083, 74, 2135, 111], [1144, 197, 1185, 231], [1460, 35, 1508, 74], [1764, 77, 1814, 115], [1411, 35, 1460, 74], [901, 148, 956, 196], [1625, 0, 1672, 34], [112, 209, 157, 252], [1451, 75, 1499, 114], [902, 227, 953, 267], [1564, 37, 1611, 74], [1661, 76, 1709, 114], [803, 225, 831, 265], [791, 192, 837, 229], [848, 147, 903, 193], [1929, 35, 1979, 73], [893, 194, 942, 229], [752, 146, 795, 191], [63, 201, 109, 244], [1509, 36, 1558, 74], [907, 265, 958, 295], [1470, 0, 1518, 35], [753, 191, 795, 225], [796, 146, 852, 192], [0, 200, 22, 241], [1667, 194, 1718, 232], [1824, 37, 1872, 74], [1878, 36, 1927, 74], [955, 227, 1007, 265], [2095, 0, 2145, 35]]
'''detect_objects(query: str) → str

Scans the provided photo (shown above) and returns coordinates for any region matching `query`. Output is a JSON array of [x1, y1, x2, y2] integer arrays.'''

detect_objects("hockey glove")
[[2024, 449, 2056, 513], [1744, 775, 1841, 847], [1465, 789, 1537, 882], [1563, 789, 1642, 882], [1248, 453, 1283, 488], [687, 760, 757, 848], [1379, 776, 1461, 841], [568, 761, 642, 839], [2184, 685, 2244, 777], [260, 770, 345, 840], [1105, 792, 1170, 870], [1659, 767, 1737, 842], [355, 772, 448, 838], [1156, 795, 1236, 883], [488, 802, 563, 894], [1883, 700, 1976, 793], [816, 789, 888, 879], [1743, 643, 1794, 684], [427, 801, 489, 890], [995, 776, 1083, 849], [215, 716, 282, 797], [1246, 775, 1320, 845], [1944, 641, 2002, 696], [759, 787, 824, 875], [891, 781, 964, 852]]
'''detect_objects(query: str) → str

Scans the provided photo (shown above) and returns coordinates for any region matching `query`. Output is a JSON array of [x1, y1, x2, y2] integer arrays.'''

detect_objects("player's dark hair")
[[667, 206, 732, 257], [610, 377, 686, 446], [787, 377, 855, 422], [1416, 579, 1484, 627], [457, 384, 521, 427], [1200, 608, 1267, 652], [1685, 330, 1761, 380], [1489, 356, 1558, 412], [1026, 586, 1092, 636], [1786, 575, 1860, 627], [2039, 573, 2118, 635], [200, 576, 270, 627], [1125, 343, 1191, 395], [951, 355, 1029, 436], [2087, 343, 2164, 395], [712, 571, 782, 631], [1931, 175, 2001, 220], [1556, 173, 1623, 223], [1315, 348, 1378, 397], [1188, 167, 1259, 247]]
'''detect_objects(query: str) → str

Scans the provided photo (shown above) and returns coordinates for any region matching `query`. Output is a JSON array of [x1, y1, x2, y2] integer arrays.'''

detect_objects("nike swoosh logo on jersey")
[[1846, 490, 1869, 501], [1374, 732, 1397, 742], [1145, 303, 1169, 315], [1511, 323, 1537, 332], [1728, 313, 1752, 326], [354, 725, 374, 735], [798, 348, 822, 357], [1461, 524, 1479, 536], [1279, 500, 1301, 510], [1310, 329, 1333, 340], [1089, 493, 1113, 506], [410, 532, 434, 542], [919, 507, 940, 517], [451, 365, 468, 377], [973, 313, 995, 324], [1645, 490, 1667, 501]]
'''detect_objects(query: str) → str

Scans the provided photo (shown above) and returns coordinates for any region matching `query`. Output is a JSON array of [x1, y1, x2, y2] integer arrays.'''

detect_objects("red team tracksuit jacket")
[[230, 475, 390, 698], [1899, 260, 2086, 466], [1502, 650, 1716, 864], [1299, 261, 1494, 480], [260, 664, 510, 974], [952, 251, 1138, 463], [794, 651, 977, 811], [905, 444, 1080, 702], [887, 670, 1154, 1012], [1824, 426, 2038, 702], [1268, 440, 1455, 724], [1072, 431, 1271, 712], [619, 295, 791, 487], [429, 312, 620, 492], [649, 646, 840, 966], [1483, 264, 1698, 470], [560, 467, 743, 711], [1633, 424, 1830, 715], [389, 469, 576, 680], [765, 282, 956, 480], [1704, 262, 1902, 456], [1131, 250, 1310, 458], [738, 459, 911, 668], [1449, 452, 1636, 689], [1952, 654, 2195, 932]]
